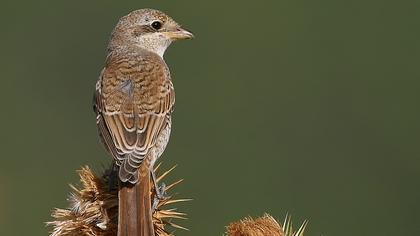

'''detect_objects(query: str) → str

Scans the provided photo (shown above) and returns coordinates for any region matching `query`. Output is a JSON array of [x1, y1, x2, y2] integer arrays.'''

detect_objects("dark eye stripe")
[[132, 25, 155, 36]]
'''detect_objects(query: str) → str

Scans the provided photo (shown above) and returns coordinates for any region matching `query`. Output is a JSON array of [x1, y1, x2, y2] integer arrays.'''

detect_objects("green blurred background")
[[1, 0, 420, 235]]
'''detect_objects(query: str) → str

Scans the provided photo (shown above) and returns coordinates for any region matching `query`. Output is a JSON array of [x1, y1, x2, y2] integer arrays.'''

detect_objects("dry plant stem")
[[48, 165, 189, 236], [118, 165, 154, 236]]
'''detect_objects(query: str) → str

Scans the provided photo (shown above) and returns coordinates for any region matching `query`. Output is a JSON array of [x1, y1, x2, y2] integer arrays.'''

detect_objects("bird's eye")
[[151, 21, 162, 30]]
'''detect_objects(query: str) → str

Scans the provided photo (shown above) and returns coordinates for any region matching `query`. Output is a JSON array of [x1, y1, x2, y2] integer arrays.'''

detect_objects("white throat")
[[137, 33, 172, 57]]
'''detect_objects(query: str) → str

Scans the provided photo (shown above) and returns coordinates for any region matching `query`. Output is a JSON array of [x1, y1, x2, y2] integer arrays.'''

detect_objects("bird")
[[93, 8, 193, 236]]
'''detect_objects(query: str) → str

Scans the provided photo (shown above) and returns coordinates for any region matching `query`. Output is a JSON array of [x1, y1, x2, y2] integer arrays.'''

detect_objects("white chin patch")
[[137, 33, 172, 57]]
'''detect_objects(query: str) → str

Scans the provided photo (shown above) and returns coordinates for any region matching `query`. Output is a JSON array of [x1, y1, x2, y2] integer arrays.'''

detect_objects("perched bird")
[[93, 9, 193, 236]]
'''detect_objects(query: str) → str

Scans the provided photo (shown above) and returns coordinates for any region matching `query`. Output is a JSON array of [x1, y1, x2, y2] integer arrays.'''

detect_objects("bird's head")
[[108, 9, 193, 57]]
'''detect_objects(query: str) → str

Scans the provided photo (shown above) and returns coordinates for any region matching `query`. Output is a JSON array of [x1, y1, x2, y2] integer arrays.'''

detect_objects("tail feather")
[[118, 166, 154, 236]]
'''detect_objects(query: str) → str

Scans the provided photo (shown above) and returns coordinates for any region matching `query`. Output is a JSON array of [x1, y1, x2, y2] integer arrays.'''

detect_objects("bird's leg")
[[151, 170, 169, 211], [151, 169, 168, 199]]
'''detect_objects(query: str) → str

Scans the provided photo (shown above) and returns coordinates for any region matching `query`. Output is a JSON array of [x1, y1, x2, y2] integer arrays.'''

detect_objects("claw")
[[151, 170, 169, 198], [151, 170, 171, 212], [152, 182, 170, 211], [158, 182, 169, 199]]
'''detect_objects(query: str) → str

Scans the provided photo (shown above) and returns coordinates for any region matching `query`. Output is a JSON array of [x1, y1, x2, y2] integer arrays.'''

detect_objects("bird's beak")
[[163, 28, 194, 40]]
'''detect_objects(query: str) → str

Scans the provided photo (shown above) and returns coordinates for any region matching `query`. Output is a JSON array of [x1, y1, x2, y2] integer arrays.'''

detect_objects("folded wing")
[[94, 53, 175, 183]]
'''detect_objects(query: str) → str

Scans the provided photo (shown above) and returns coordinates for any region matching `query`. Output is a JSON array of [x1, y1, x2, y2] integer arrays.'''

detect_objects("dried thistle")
[[47, 164, 189, 236], [282, 214, 308, 236], [226, 213, 307, 236]]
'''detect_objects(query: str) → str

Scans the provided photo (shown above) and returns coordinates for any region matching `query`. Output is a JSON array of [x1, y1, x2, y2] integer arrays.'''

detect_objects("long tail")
[[118, 165, 154, 236]]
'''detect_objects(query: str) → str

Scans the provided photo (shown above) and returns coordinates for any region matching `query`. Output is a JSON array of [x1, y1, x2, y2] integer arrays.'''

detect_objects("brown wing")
[[93, 70, 122, 161], [94, 52, 175, 183]]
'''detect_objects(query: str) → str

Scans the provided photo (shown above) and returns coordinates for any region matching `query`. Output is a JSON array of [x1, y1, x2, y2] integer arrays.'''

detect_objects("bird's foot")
[[152, 182, 169, 211], [157, 182, 169, 199], [151, 170, 170, 199], [151, 169, 170, 211]]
